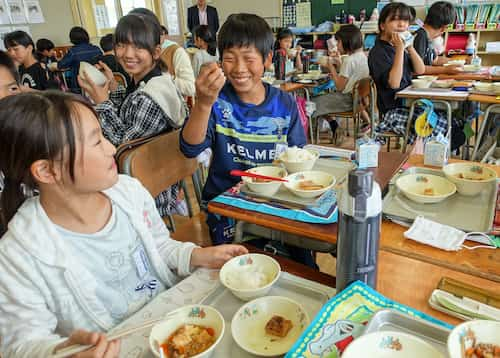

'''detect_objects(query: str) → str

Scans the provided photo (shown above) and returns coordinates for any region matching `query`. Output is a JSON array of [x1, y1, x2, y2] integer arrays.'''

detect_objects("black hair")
[[378, 2, 413, 32], [36, 38, 55, 53], [273, 28, 294, 51], [218, 13, 274, 62], [99, 34, 114, 52], [160, 25, 168, 36], [425, 1, 455, 29], [114, 14, 161, 56], [69, 26, 90, 45], [409, 6, 416, 23], [3, 31, 35, 52], [0, 91, 96, 232], [334, 24, 363, 53], [0, 50, 19, 84], [194, 25, 217, 56]]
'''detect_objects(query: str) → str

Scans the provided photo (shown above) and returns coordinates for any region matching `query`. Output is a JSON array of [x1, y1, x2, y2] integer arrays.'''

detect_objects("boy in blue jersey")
[[180, 14, 313, 266]]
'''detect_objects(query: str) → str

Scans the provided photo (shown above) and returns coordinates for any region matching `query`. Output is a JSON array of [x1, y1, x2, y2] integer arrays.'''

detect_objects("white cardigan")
[[0, 175, 197, 358]]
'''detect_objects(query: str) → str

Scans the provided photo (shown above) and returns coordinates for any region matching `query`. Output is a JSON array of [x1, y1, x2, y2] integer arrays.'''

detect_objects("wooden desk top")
[[468, 93, 500, 105], [208, 151, 410, 243], [380, 155, 500, 283], [280, 82, 305, 93], [396, 88, 469, 102], [437, 72, 500, 82]]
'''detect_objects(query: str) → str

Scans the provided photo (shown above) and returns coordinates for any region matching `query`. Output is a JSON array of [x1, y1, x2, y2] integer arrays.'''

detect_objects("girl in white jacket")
[[0, 91, 247, 358]]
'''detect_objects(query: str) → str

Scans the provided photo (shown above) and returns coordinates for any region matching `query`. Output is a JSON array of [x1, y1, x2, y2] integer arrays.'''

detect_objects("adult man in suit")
[[187, 0, 219, 36]]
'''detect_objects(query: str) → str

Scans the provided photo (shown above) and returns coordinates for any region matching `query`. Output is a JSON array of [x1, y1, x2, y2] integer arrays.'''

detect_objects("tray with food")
[[382, 165, 497, 232], [200, 267, 335, 357], [238, 147, 355, 208], [362, 309, 451, 356]]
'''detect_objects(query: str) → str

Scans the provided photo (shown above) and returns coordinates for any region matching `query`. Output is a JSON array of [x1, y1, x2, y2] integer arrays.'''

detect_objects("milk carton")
[[356, 136, 379, 168], [424, 135, 449, 167]]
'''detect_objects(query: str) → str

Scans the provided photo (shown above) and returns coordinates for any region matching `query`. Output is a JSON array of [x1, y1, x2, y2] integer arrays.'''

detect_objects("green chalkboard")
[[310, 0, 377, 25]]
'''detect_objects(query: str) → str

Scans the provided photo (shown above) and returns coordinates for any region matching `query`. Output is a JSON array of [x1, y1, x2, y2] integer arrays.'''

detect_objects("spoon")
[[230, 169, 288, 182]]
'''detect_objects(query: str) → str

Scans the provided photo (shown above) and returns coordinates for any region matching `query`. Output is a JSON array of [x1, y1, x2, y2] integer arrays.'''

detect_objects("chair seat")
[[169, 212, 212, 247]]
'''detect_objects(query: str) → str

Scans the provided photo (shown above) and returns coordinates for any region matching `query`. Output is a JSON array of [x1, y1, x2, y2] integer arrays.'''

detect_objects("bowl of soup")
[[242, 166, 287, 196], [443, 163, 497, 196], [284, 170, 336, 198], [149, 305, 224, 358]]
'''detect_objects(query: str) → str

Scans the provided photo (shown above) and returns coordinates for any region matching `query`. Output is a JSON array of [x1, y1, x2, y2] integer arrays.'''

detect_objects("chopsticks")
[[52, 315, 173, 358], [230, 169, 288, 182]]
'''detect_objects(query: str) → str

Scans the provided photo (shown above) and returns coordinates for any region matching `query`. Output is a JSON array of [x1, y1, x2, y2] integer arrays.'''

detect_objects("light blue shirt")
[[55, 201, 166, 324]]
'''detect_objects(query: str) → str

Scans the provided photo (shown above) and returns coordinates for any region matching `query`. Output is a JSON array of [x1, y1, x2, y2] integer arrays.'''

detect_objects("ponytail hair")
[[0, 91, 96, 234], [194, 25, 217, 56]]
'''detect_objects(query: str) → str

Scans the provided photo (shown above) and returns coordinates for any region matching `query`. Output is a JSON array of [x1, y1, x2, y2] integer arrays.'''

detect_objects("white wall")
[[28, 0, 77, 46], [211, 0, 279, 25]]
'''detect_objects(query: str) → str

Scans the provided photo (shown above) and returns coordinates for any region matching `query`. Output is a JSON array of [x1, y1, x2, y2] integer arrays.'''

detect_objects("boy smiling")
[[180, 14, 310, 264]]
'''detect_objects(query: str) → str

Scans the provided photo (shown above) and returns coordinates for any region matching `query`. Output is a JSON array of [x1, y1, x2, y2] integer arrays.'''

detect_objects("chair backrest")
[[116, 130, 198, 198], [113, 72, 127, 87], [54, 45, 72, 60]]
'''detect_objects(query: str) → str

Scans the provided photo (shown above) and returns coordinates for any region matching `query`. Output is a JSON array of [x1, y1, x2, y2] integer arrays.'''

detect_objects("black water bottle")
[[336, 169, 382, 292], [274, 49, 286, 81]]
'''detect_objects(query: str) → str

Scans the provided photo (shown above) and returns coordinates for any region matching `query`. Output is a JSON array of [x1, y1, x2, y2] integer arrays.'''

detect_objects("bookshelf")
[[444, 28, 500, 66]]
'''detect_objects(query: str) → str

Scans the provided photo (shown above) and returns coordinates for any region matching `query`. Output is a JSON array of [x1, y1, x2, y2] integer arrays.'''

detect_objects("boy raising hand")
[[181, 14, 314, 267]]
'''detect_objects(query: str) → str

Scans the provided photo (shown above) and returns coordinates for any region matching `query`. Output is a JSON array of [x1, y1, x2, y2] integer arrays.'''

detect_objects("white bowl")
[[79, 61, 107, 86], [287, 48, 298, 57], [433, 79, 454, 88], [242, 166, 287, 196], [447, 59, 466, 66], [412, 79, 432, 89], [473, 82, 493, 92], [464, 64, 481, 73], [493, 82, 500, 94], [443, 163, 497, 196], [447, 320, 500, 358], [149, 305, 224, 358], [231, 296, 310, 357], [342, 331, 444, 358], [278, 148, 319, 173], [396, 173, 456, 204], [284, 170, 336, 198], [219, 253, 281, 301], [418, 75, 438, 82]]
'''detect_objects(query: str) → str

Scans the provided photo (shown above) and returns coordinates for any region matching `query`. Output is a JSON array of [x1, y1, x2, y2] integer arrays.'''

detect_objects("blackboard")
[[310, 0, 377, 25]]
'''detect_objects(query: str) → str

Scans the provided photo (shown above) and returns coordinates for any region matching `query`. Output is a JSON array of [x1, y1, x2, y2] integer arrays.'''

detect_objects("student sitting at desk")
[[273, 28, 302, 72], [413, 1, 463, 75], [369, 2, 465, 151]]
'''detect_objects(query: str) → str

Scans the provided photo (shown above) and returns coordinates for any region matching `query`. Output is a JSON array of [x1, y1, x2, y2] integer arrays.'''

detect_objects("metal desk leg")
[[472, 104, 500, 161], [402, 100, 416, 153]]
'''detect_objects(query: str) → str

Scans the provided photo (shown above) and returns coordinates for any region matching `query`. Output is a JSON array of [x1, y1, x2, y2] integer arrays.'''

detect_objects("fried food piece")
[[265, 315, 293, 338], [298, 180, 325, 191], [423, 188, 434, 196]]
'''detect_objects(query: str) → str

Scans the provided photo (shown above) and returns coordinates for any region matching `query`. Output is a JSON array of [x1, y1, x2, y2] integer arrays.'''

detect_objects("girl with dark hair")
[[78, 13, 187, 218], [0, 50, 20, 99], [4, 30, 49, 90], [368, 2, 463, 149], [312, 24, 370, 138], [192, 25, 219, 77], [0, 91, 246, 358], [56, 26, 102, 92], [273, 28, 302, 71]]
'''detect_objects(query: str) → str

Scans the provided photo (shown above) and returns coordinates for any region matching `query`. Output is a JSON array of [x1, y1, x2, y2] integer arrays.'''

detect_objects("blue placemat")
[[286, 281, 453, 358], [210, 185, 338, 224]]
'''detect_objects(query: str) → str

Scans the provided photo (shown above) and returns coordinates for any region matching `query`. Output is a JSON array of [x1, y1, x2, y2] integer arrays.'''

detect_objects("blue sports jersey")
[[180, 82, 306, 201]]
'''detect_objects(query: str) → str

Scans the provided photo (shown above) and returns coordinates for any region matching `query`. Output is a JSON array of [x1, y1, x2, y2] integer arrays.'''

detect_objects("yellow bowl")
[[443, 163, 497, 196], [396, 173, 456, 204]]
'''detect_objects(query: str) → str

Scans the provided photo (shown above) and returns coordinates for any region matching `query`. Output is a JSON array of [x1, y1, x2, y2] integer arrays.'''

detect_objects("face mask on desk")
[[404, 216, 498, 251]]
